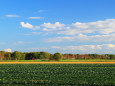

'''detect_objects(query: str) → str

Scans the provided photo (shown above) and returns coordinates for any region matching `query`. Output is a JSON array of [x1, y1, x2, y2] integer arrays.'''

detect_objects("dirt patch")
[[0, 62, 115, 64]]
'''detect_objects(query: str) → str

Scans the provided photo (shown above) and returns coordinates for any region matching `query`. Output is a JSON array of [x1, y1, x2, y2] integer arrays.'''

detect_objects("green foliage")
[[1, 51, 115, 60], [25, 52, 40, 60], [109, 54, 115, 59], [89, 54, 99, 59], [25, 53, 34, 60], [20, 53, 26, 60], [32, 52, 40, 59], [5, 52, 11, 60], [39, 51, 50, 59], [51, 52, 63, 60], [0, 64, 115, 85], [0, 51, 6, 60], [12, 51, 24, 60]]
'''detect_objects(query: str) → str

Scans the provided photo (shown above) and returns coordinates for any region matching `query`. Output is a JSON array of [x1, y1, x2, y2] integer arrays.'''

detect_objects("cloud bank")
[[26, 44, 115, 54]]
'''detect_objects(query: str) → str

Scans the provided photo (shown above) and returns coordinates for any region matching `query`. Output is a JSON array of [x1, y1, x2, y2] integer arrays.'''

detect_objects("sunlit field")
[[0, 59, 115, 62], [0, 64, 115, 85]]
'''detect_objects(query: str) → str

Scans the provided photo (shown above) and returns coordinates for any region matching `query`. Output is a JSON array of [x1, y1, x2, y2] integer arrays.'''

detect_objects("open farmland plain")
[[0, 64, 115, 85], [0, 61, 115, 64]]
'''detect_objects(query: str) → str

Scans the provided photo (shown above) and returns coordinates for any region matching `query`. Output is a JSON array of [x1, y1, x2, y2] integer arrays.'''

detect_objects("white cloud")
[[73, 22, 89, 29], [21, 19, 115, 35], [97, 45, 102, 50], [20, 22, 33, 29], [20, 22, 40, 30], [20, 19, 115, 43], [4, 49, 12, 52], [45, 33, 115, 42], [23, 44, 115, 54], [50, 44, 115, 54], [62, 19, 115, 35], [29, 17, 44, 19], [41, 22, 65, 30], [107, 44, 115, 48], [6, 15, 20, 17]]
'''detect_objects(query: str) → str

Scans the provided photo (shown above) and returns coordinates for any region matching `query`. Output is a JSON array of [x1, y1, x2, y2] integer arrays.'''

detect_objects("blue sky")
[[1, 0, 115, 54]]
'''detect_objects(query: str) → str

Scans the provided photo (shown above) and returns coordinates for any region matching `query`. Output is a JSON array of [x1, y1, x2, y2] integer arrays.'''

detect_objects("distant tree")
[[39, 52, 50, 59], [12, 51, 22, 60], [20, 53, 26, 60], [89, 54, 99, 59], [51, 52, 63, 61], [32, 52, 40, 59], [109, 54, 115, 59], [104, 54, 112, 59], [0, 51, 6, 60], [5, 52, 11, 60], [25, 53, 34, 60]]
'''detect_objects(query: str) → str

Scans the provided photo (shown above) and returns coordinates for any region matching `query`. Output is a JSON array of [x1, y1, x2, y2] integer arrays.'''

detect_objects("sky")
[[1, 0, 115, 54]]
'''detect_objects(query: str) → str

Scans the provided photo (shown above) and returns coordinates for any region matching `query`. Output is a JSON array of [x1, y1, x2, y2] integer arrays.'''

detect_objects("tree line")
[[0, 51, 62, 60], [0, 51, 115, 60]]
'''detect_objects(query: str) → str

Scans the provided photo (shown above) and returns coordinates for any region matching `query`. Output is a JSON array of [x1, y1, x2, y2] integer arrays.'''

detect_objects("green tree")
[[0, 51, 6, 60], [39, 52, 50, 59], [89, 54, 99, 59], [25, 53, 34, 60], [32, 52, 40, 59], [109, 54, 115, 59], [5, 52, 11, 60], [20, 53, 26, 60], [51, 52, 63, 61], [12, 51, 22, 60]]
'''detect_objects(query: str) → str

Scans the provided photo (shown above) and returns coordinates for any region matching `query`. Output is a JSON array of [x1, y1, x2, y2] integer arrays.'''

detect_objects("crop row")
[[0, 64, 115, 85]]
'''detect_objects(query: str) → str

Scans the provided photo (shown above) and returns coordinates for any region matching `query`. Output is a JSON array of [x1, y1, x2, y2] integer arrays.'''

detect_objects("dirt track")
[[0, 62, 115, 64]]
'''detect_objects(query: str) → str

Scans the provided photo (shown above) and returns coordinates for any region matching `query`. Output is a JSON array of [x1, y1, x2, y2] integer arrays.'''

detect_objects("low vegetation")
[[0, 64, 115, 85]]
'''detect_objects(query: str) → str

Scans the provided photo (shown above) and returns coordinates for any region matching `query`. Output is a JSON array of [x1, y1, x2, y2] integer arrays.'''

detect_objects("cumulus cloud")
[[4, 49, 12, 52], [20, 19, 115, 43], [21, 19, 115, 34], [29, 17, 44, 19], [41, 22, 65, 31], [41, 19, 115, 35], [20, 22, 40, 30], [20, 22, 33, 29], [6, 15, 20, 17], [55, 19, 115, 35]]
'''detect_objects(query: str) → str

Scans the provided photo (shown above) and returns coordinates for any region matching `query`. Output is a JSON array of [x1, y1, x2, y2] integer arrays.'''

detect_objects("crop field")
[[0, 61, 115, 64], [1, 59, 115, 62], [0, 64, 115, 85]]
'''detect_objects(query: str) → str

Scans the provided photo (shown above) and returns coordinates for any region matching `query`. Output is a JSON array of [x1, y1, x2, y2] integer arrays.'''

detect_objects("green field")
[[0, 59, 115, 62], [60, 59, 115, 62], [0, 64, 115, 85]]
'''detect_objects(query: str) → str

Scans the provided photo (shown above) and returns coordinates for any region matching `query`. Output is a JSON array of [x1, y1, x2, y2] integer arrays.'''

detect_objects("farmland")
[[0, 64, 115, 85]]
